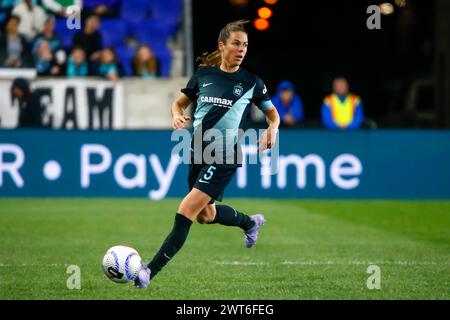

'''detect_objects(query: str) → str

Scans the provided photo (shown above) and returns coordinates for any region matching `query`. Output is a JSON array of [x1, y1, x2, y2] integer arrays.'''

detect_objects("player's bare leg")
[[135, 188, 211, 288]]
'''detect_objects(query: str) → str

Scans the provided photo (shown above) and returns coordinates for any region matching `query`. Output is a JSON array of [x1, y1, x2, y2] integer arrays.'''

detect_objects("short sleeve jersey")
[[182, 66, 272, 130], [181, 66, 273, 165]]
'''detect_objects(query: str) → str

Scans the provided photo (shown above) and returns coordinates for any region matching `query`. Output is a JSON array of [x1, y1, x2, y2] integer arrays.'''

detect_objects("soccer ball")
[[102, 245, 142, 283]]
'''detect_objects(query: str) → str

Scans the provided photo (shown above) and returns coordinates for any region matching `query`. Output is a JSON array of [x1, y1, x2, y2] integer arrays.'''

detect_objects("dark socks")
[[147, 213, 192, 279], [211, 205, 255, 231]]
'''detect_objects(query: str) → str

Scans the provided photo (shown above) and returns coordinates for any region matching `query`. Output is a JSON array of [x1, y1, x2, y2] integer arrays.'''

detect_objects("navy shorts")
[[188, 163, 237, 202]]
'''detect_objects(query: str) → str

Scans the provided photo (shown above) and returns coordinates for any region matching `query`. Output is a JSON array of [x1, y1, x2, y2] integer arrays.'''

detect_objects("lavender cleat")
[[244, 214, 266, 248], [134, 264, 151, 289]]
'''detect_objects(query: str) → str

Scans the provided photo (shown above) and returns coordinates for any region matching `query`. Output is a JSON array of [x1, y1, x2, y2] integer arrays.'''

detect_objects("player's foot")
[[244, 214, 265, 248], [134, 264, 151, 289]]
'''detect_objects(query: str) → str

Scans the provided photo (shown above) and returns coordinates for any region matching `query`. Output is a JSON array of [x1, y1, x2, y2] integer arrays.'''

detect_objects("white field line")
[[0, 263, 69, 267], [280, 260, 448, 266], [212, 260, 449, 266], [213, 261, 265, 266], [0, 260, 448, 268]]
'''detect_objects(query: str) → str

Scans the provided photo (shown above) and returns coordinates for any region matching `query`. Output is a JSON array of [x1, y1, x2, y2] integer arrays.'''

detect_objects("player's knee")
[[196, 208, 215, 224], [177, 205, 197, 222], [196, 212, 210, 224], [196, 214, 209, 224]]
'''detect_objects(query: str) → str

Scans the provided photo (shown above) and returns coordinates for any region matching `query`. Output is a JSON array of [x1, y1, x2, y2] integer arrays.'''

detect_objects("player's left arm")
[[253, 77, 280, 152], [258, 105, 280, 152]]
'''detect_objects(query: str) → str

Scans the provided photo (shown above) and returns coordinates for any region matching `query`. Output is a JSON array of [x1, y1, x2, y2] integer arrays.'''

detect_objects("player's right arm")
[[171, 93, 192, 130]]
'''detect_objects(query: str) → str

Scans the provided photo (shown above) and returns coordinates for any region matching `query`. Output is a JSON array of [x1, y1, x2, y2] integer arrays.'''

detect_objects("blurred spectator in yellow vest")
[[321, 77, 364, 130]]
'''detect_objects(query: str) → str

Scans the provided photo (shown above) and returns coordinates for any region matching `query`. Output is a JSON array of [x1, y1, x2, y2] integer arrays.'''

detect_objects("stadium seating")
[[149, 0, 182, 36], [99, 19, 126, 48], [115, 46, 136, 77], [55, 18, 79, 50], [120, 0, 152, 28], [129, 20, 170, 50], [151, 45, 172, 78], [51, 0, 183, 78]]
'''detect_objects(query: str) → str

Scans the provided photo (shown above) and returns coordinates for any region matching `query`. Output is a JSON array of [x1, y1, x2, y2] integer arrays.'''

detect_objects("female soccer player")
[[134, 20, 280, 288]]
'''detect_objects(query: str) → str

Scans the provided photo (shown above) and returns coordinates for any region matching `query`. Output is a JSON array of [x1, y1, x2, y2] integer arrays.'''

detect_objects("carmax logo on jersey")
[[200, 96, 234, 108], [0, 143, 363, 199]]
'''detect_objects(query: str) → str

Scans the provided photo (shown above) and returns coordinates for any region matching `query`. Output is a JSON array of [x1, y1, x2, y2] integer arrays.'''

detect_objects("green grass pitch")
[[0, 199, 449, 299]]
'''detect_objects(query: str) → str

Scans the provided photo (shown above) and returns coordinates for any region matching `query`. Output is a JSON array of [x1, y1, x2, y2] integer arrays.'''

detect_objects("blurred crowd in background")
[[0, 0, 181, 79], [2, 0, 370, 130], [8, 1, 442, 130]]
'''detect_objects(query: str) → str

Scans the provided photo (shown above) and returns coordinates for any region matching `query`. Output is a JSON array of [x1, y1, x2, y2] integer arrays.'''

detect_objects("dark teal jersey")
[[182, 66, 273, 165], [182, 66, 273, 131]]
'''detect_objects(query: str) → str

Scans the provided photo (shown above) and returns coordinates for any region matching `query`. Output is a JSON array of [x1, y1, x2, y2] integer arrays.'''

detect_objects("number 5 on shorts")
[[203, 166, 216, 181]]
